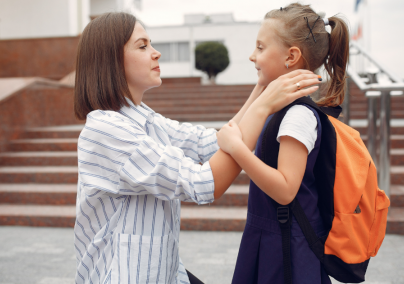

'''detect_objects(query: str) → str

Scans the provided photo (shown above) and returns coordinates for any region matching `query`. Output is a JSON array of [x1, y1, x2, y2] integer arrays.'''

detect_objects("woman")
[[73, 12, 320, 284]]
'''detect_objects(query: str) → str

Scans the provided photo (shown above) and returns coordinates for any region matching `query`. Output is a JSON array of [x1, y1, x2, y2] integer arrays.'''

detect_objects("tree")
[[195, 42, 230, 84]]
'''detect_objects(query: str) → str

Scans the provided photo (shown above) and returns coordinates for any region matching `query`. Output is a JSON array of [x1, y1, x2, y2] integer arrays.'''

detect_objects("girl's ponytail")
[[319, 16, 350, 107]]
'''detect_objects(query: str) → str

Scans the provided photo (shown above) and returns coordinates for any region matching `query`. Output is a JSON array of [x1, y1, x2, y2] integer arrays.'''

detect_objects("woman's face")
[[249, 19, 290, 86], [124, 22, 162, 99]]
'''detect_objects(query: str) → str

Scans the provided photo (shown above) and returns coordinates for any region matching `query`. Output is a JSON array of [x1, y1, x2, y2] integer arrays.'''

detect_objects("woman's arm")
[[231, 84, 266, 124], [211, 70, 321, 199]]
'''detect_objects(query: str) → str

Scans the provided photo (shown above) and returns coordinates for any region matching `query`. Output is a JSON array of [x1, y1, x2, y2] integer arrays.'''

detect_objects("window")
[[152, 42, 190, 62]]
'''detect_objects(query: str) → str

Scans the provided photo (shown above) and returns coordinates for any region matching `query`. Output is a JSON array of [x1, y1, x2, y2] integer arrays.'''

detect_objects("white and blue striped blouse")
[[74, 98, 219, 284]]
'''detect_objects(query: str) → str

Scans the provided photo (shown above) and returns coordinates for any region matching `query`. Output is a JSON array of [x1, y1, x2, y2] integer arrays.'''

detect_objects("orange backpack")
[[261, 96, 390, 283]]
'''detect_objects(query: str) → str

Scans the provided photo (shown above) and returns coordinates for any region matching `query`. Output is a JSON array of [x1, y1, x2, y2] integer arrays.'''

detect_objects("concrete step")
[[0, 204, 76, 227], [353, 126, 404, 135], [180, 206, 247, 231], [350, 111, 404, 119], [20, 130, 81, 139], [0, 184, 76, 205], [362, 135, 404, 149], [0, 184, 249, 206], [0, 152, 77, 166], [1, 182, 401, 209], [392, 149, 404, 166], [145, 98, 247, 107], [1, 166, 402, 186], [0, 203, 402, 234], [392, 166, 404, 184], [147, 113, 238, 122], [386, 207, 404, 235], [391, 185, 404, 207], [8, 139, 77, 152], [0, 166, 78, 183]]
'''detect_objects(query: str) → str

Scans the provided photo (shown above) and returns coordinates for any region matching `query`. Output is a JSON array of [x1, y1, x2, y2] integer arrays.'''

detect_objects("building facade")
[[147, 14, 261, 85], [0, 0, 140, 39]]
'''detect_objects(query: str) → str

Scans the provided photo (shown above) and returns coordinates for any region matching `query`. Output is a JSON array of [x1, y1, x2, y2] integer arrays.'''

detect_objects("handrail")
[[346, 42, 404, 199]]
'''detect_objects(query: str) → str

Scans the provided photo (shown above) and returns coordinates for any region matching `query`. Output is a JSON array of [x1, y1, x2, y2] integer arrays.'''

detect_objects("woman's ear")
[[285, 46, 303, 69]]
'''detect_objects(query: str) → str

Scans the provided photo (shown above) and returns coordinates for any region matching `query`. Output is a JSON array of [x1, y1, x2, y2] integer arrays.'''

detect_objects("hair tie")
[[323, 18, 330, 26]]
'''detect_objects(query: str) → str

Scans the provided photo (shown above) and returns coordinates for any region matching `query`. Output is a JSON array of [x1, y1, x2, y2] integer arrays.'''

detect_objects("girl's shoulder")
[[278, 105, 318, 154], [284, 105, 317, 125]]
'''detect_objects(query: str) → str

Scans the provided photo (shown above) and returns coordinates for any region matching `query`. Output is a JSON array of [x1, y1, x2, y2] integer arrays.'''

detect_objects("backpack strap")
[[261, 96, 331, 284], [277, 205, 293, 284]]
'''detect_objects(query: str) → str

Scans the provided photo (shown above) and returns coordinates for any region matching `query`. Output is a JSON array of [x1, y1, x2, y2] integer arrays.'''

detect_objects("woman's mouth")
[[152, 66, 160, 72]]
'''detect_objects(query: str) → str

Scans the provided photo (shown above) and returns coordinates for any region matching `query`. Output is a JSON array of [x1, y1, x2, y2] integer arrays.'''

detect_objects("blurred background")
[[0, 1, 404, 283], [0, 0, 403, 83]]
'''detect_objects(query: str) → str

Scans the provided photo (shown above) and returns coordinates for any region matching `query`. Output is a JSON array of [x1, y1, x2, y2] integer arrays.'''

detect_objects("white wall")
[[147, 22, 261, 85], [0, 0, 90, 39], [90, 0, 139, 16]]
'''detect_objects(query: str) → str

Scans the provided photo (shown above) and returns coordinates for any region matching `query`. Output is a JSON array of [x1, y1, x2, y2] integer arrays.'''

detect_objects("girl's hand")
[[253, 70, 320, 116], [217, 120, 243, 155]]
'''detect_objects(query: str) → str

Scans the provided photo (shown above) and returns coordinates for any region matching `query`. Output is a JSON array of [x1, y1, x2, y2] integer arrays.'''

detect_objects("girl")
[[217, 3, 349, 284], [73, 12, 320, 284]]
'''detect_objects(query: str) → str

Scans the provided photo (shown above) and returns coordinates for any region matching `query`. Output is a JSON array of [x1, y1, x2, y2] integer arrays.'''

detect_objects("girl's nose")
[[249, 54, 255, 62]]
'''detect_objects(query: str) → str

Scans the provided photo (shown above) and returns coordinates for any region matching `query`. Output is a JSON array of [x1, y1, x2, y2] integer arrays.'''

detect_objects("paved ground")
[[0, 227, 403, 284]]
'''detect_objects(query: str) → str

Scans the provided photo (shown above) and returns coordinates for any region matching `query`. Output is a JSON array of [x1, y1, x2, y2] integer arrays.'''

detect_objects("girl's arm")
[[211, 70, 320, 199], [218, 122, 307, 205]]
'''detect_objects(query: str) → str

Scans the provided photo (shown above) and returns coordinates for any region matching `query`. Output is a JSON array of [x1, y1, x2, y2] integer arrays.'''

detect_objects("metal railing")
[[346, 42, 404, 198]]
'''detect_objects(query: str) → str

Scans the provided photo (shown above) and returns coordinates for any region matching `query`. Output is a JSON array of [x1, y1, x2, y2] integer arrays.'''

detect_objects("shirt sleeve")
[[78, 110, 214, 204], [276, 105, 318, 154], [155, 114, 219, 164]]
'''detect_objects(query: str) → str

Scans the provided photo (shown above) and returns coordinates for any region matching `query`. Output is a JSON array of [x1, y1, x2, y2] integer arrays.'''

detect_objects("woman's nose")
[[153, 48, 161, 60]]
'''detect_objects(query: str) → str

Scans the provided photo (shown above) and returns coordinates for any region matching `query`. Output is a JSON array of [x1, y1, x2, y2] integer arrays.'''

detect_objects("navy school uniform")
[[232, 107, 332, 284]]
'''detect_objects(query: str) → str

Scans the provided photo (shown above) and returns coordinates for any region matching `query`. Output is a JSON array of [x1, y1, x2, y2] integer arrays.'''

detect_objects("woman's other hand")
[[217, 120, 243, 155], [253, 69, 320, 116]]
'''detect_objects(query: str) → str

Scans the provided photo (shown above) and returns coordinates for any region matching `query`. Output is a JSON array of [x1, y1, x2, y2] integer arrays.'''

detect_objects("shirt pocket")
[[110, 232, 178, 284]]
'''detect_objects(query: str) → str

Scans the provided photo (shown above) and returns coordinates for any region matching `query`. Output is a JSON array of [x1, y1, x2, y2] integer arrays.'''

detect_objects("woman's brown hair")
[[265, 3, 350, 107], [74, 12, 137, 120]]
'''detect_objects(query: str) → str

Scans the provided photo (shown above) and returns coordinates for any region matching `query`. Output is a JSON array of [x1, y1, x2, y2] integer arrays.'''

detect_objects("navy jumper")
[[232, 107, 331, 284]]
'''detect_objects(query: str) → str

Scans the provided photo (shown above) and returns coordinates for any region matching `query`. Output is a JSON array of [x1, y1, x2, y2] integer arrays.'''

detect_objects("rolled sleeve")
[[159, 116, 219, 163], [120, 135, 215, 204]]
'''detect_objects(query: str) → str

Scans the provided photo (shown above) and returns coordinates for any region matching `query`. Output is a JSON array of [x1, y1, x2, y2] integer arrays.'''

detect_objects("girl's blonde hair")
[[265, 3, 349, 107]]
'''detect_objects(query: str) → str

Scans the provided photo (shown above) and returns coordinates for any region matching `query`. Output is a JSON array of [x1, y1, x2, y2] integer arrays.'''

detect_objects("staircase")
[[0, 78, 403, 234]]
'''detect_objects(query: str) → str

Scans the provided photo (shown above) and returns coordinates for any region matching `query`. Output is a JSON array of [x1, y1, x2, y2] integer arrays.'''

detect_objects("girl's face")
[[249, 19, 290, 86], [124, 22, 162, 100]]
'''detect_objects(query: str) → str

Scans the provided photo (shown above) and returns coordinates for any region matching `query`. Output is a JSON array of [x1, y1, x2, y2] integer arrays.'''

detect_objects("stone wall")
[[0, 37, 79, 80], [0, 83, 82, 152]]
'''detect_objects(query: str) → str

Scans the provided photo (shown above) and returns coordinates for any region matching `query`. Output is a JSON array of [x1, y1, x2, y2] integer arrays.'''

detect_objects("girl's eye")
[[257, 46, 263, 51]]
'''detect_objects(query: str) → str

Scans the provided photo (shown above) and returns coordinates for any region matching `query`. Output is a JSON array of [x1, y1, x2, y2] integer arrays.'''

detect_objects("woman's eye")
[[140, 45, 147, 49]]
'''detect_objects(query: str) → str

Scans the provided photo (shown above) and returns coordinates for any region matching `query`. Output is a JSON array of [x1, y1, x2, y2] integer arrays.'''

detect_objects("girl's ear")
[[285, 46, 303, 69]]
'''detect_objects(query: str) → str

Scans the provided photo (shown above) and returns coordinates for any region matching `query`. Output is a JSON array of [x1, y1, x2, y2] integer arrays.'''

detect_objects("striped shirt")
[[74, 98, 219, 284]]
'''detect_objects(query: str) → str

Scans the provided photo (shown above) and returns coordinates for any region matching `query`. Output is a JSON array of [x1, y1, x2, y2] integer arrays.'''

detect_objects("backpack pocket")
[[367, 188, 390, 257]]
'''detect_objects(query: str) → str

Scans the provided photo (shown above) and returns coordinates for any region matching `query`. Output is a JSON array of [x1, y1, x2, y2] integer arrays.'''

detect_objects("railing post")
[[366, 91, 379, 167], [379, 91, 391, 197], [366, 70, 379, 167], [342, 78, 350, 125]]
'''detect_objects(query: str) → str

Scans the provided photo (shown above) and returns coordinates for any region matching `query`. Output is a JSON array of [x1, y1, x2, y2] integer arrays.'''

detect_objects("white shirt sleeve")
[[156, 114, 219, 164], [78, 110, 214, 204], [276, 105, 318, 154]]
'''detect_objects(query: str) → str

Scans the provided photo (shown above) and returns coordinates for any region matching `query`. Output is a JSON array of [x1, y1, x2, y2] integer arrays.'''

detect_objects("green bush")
[[195, 42, 230, 80]]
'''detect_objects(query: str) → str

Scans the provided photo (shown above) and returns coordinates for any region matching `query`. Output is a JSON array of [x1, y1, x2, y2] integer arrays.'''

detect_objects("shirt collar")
[[119, 98, 153, 128]]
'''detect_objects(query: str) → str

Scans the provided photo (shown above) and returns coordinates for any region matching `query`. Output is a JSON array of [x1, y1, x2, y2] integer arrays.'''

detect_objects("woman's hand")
[[252, 70, 320, 117], [217, 120, 243, 155]]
